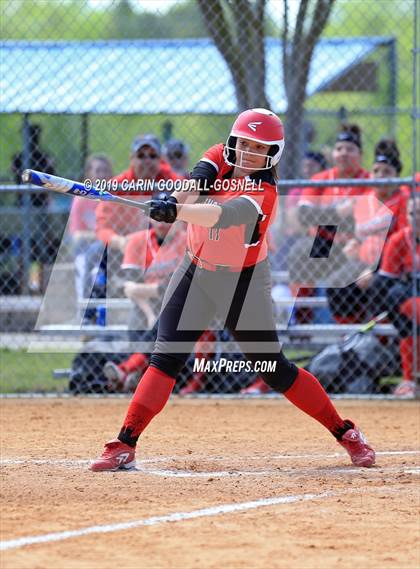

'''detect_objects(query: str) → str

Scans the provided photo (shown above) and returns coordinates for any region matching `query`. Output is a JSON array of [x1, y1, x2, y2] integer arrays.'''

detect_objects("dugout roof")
[[1, 37, 391, 115]]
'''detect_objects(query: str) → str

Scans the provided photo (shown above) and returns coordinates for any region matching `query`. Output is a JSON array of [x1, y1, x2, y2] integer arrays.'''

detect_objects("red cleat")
[[240, 377, 271, 395], [89, 439, 136, 472], [338, 421, 376, 467]]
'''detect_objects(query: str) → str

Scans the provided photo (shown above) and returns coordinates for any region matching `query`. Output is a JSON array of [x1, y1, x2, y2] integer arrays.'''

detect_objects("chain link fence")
[[0, 0, 418, 397]]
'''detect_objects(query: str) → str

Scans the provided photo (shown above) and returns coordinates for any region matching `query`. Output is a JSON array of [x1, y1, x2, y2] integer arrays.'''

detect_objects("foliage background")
[[0, 0, 415, 184]]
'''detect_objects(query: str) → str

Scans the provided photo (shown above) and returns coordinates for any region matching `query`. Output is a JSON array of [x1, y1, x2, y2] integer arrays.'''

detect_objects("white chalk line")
[[0, 487, 404, 552], [1, 452, 419, 479], [404, 468, 420, 475], [1, 449, 419, 469], [131, 465, 420, 478]]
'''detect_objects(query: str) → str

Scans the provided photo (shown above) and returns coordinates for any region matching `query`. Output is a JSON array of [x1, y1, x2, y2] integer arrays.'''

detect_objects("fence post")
[[21, 113, 31, 295], [411, 0, 419, 385]]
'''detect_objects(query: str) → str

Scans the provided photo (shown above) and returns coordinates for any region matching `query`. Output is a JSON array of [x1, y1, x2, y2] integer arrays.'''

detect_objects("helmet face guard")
[[223, 108, 285, 170], [223, 136, 285, 170]]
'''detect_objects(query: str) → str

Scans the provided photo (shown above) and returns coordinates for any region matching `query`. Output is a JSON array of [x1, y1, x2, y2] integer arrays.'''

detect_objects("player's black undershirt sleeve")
[[190, 161, 218, 196], [213, 197, 261, 229]]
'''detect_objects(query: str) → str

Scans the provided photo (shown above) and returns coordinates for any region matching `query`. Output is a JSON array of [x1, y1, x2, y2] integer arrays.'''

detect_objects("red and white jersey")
[[353, 187, 408, 265], [379, 227, 420, 278], [354, 187, 408, 240], [299, 166, 371, 242], [299, 167, 371, 206], [188, 144, 278, 268]]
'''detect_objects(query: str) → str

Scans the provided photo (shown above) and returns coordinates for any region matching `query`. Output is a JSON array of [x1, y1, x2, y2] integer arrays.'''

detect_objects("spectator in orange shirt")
[[68, 154, 113, 303], [82, 135, 182, 323], [95, 134, 182, 251], [287, 124, 371, 322], [369, 195, 420, 397], [327, 139, 408, 323], [103, 220, 216, 393]]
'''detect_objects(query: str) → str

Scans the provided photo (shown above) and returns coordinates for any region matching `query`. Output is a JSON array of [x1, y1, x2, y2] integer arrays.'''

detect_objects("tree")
[[281, 0, 335, 178], [197, 0, 269, 110], [197, 0, 335, 177]]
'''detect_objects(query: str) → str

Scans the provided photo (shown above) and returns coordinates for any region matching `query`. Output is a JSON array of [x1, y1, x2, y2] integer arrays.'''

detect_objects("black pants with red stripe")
[[149, 255, 298, 393]]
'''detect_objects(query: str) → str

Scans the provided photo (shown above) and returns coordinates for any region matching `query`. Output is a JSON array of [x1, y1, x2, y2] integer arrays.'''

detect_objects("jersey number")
[[208, 228, 221, 241]]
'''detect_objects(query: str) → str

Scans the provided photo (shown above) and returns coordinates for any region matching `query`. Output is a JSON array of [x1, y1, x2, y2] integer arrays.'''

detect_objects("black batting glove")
[[145, 195, 178, 223]]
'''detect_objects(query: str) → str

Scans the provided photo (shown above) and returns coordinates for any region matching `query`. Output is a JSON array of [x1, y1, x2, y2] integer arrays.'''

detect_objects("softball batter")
[[90, 108, 375, 471]]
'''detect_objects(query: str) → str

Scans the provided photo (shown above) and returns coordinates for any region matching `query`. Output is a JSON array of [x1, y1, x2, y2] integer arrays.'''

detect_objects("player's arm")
[[175, 202, 222, 227], [170, 180, 200, 205], [176, 196, 261, 228]]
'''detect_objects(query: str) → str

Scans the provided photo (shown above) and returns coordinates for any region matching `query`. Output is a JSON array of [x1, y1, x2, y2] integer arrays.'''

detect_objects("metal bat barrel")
[[22, 169, 109, 200], [21, 169, 149, 212]]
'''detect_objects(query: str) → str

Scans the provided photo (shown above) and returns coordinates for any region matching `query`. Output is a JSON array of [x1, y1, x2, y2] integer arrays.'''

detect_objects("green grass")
[[0, 349, 71, 393], [0, 347, 402, 394]]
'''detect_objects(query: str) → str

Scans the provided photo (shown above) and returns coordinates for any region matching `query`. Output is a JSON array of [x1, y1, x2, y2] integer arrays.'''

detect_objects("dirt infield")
[[1, 397, 419, 569]]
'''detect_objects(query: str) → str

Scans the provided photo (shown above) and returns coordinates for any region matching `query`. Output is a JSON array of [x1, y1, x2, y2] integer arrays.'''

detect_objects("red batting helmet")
[[223, 108, 285, 170]]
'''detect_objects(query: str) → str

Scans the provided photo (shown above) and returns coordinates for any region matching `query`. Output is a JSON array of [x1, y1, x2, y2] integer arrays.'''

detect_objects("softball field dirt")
[[1, 397, 419, 569]]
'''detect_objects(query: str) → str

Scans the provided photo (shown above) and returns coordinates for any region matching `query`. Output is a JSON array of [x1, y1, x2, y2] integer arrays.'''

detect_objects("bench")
[[0, 296, 42, 312], [40, 322, 396, 345]]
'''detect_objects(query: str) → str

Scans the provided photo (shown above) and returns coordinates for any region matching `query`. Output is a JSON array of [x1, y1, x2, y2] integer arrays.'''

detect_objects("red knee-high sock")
[[118, 366, 175, 447], [121, 352, 148, 374], [283, 367, 347, 438], [400, 337, 414, 380]]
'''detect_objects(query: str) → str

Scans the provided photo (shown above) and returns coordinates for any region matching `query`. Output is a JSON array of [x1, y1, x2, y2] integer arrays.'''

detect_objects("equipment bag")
[[306, 332, 399, 394]]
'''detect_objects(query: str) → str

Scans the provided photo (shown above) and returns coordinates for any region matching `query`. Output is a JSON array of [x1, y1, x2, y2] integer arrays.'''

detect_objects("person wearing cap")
[[287, 123, 371, 324], [326, 139, 409, 325], [163, 139, 190, 178], [79, 135, 183, 325], [95, 134, 182, 252]]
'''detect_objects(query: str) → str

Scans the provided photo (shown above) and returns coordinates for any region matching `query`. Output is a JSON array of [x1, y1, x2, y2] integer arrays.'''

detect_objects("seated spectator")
[[103, 220, 216, 393], [163, 139, 190, 178], [327, 139, 408, 323], [83, 134, 182, 322], [368, 195, 419, 397], [95, 133, 181, 252], [268, 151, 329, 331], [270, 151, 328, 271], [68, 154, 113, 303], [287, 124, 371, 323]]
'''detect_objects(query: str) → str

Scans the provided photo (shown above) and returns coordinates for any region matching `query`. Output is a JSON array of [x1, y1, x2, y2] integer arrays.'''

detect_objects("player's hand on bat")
[[144, 196, 178, 223]]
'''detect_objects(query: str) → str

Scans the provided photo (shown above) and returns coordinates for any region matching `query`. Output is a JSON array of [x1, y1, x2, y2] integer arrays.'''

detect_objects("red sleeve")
[[122, 231, 149, 269], [379, 230, 404, 277], [394, 192, 409, 233], [201, 144, 225, 173]]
